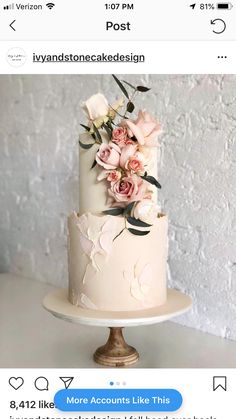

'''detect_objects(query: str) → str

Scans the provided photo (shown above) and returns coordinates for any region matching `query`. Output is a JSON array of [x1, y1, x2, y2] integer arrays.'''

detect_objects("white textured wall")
[[0, 75, 236, 340]]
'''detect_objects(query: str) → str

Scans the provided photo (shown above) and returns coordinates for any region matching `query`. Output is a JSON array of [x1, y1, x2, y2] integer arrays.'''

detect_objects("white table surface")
[[0, 273, 236, 368]]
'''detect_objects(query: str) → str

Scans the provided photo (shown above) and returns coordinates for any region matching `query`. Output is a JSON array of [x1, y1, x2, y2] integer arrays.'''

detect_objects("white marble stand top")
[[43, 288, 192, 327]]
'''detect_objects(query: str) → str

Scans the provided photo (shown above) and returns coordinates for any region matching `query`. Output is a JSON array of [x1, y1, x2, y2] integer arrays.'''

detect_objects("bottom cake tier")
[[67, 211, 168, 312]]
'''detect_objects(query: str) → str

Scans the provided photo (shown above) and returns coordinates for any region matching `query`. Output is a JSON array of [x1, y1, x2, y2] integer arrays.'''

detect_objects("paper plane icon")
[[59, 377, 74, 389], [190, 3, 196, 9]]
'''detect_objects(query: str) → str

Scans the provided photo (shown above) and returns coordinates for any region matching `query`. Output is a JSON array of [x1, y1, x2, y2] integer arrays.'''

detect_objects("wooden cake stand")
[[43, 289, 192, 367]]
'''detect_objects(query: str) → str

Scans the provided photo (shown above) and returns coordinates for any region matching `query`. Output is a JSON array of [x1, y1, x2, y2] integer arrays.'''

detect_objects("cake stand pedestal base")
[[93, 327, 139, 367], [43, 288, 192, 367]]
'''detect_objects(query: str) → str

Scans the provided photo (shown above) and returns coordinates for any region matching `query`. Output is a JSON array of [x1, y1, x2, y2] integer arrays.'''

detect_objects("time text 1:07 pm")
[[105, 3, 134, 10]]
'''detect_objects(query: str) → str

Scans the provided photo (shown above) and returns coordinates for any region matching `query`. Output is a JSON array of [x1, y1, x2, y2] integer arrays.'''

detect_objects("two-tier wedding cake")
[[67, 76, 168, 312]]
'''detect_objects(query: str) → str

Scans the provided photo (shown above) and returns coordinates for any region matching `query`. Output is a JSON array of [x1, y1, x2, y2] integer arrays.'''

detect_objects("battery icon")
[[217, 2, 233, 9]]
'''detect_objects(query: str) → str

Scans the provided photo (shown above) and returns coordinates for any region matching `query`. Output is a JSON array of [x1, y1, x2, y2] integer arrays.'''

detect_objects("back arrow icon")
[[211, 18, 226, 34], [10, 20, 16, 31]]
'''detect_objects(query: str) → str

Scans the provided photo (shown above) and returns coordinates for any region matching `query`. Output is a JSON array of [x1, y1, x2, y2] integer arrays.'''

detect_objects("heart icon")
[[9, 377, 24, 390]]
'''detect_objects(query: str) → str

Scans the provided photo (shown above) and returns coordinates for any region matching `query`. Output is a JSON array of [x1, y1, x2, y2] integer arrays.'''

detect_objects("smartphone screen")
[[0, 1, 235, 418]]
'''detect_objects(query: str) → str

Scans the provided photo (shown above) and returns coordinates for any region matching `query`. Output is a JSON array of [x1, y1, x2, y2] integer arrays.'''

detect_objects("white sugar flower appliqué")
[[124, 262, 153, 303], [75, 212, 118, 271], [80, 293, 97, 310]]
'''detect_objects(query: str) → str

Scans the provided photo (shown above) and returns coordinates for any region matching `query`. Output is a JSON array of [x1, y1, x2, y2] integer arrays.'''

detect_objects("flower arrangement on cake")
[[79, 75, 162, 240], [67, 75, 167, 312]]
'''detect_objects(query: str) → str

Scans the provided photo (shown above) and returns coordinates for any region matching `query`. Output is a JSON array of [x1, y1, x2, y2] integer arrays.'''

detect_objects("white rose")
[[82, 93, 109, 121], [133, 199, 160, 224]]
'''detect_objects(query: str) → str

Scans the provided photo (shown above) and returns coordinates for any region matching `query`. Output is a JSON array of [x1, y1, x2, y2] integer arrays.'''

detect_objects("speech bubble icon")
[[34, 376, 49, 391]]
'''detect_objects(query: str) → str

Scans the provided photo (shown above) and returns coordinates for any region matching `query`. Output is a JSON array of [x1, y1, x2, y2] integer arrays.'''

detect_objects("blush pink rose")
[[122, 110, 162, 147], [125, 154, 145, 175], [107, 170, 121, 182], [97, 169, 121, 182], [120, 144, 138, 169], [96, 142, 121, 170], [112, 127, 135, 148], [108, 174, 148, 206]]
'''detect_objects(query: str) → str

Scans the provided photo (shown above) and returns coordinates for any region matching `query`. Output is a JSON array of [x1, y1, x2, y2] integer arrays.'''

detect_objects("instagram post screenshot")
[[0, 1, 235, 418]]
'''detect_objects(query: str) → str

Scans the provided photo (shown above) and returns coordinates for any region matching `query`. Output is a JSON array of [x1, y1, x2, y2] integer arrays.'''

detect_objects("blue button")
[[54, 389, 182, 412]]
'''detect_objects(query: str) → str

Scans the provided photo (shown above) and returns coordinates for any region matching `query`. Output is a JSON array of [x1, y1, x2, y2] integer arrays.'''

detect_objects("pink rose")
[[96, 142, 121, 170], [112, 127, 134, 148], [120, 144, 138, 169], [122, 110, 162, 147], [107, 170, 121, 182], [125, 154, 145, 175], [108, 174, 148, 206], [97, 169, 121, 182]]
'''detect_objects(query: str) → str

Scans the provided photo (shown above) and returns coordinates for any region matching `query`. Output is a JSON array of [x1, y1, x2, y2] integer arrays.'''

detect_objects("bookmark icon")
[[213, 376, 227, 391]]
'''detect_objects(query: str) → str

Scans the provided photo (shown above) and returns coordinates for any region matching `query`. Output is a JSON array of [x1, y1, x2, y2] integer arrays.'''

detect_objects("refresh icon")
[[211, 18, 226, 34]]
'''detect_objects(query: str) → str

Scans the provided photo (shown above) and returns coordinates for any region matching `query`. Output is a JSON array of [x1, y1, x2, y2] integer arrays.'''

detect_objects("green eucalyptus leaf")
[[79, 141, 94, 150], [141, 175, 162, 189], [80, 123, 91, 131], [112, 74, 129, 99], [126, 101, 135, 113], [136, 86, 151, 92], [91, 159, 97, 169], [122, 80, 136, 90], [107, 120, 114, 131], [128, 228, 150, 236], [127, 216, 152, 228], [113, 228, 125, 242], [123, 201, 136, 215], [93, 123, 102, 143], [102, 123, 112, 139], [103, 208, 124, 216], [80, 124, 96, 140]]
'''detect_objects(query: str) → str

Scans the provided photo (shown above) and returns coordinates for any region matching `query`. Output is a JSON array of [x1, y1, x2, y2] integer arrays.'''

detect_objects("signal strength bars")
[[3, 2, 56, 10], [3, 3, 14, 9]]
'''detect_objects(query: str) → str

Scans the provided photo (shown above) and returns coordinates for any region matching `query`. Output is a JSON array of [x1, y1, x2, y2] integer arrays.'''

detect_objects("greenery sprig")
[[103, 201, 152, 240], [112, 74, 150, 116], [79, 75, 151, 148]]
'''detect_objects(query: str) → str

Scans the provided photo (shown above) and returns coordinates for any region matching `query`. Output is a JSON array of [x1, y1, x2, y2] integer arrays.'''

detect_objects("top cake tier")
[[79, 141, 108, 214], [78, 89, 162, 215], [79, 138, 158, 214]]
